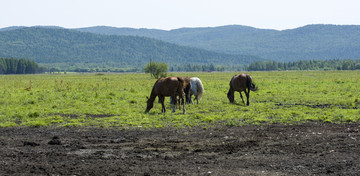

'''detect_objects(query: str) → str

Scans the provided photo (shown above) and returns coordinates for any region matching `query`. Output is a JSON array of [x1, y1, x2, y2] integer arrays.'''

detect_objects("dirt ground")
[[1, 123, 359, 175]]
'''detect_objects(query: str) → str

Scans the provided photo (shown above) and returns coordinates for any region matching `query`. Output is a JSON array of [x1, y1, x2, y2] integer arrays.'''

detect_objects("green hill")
[[0, 27, 262, 70], [2, 24, 359, 71], [77, 24, 360, 62]]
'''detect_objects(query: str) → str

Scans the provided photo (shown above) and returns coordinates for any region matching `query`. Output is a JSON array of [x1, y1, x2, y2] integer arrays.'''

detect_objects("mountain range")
[[0, 24, 359, 70], [0, 27, 260, 70], [77, 24, 360, 62]]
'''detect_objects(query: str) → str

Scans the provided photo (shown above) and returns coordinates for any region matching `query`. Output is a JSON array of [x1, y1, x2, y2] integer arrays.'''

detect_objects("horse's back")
[[190, 77, 204, 91], [230, 74, 248, 92], [190, 77, 200, 83], [154, 77, 182, 96], [190, 77, 204, 99]]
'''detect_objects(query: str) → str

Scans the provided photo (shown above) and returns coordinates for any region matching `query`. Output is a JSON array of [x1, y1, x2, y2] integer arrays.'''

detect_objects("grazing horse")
[[146, 77, 186, 114], [182, 76, 192, 103], [227, 73, 257, 106], [170, 76, 191, 105], [186, 77, 204, 104]]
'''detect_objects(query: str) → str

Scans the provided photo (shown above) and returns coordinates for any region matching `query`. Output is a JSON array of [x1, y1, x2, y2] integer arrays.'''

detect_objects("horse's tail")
[[196, 78, 204, 100], [177, 77, 186, 108], [246, 75, 258, 91]]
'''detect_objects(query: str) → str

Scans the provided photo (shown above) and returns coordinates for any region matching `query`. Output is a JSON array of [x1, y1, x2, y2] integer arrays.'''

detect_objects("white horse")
[[187, 77, 204, 104], [170, 77, 204, 105]]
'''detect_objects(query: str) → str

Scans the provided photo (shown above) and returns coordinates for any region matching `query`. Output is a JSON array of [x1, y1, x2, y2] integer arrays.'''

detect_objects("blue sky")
[[1, 0, 359, 30]]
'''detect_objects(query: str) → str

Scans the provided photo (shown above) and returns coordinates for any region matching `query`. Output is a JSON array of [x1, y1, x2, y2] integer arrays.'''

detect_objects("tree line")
[[169, 63, 232, 72], [246, 59, 360, 71], [0, 58, 45, 74], [2, 57, 360, 75], [144, 62, 236, 78], [58, 63, 236, 73]]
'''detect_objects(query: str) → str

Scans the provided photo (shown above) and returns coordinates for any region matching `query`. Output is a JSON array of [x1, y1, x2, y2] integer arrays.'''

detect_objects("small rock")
[[48, 136, 62, 145], [23, 141, 40, 146]]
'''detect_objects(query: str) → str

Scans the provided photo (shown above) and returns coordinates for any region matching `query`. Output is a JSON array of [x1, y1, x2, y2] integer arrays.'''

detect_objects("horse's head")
[[227, 90, 235, 103], [184, 83, 192, 103], [145, 96, 153, 113]]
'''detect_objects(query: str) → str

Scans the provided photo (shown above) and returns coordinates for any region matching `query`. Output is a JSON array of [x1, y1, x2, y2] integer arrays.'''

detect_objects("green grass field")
[[0, 71, 359, 128]]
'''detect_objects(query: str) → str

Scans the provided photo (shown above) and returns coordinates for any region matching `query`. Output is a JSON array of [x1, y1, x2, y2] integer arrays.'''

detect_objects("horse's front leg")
[[159, 96, 166, 113], [239, 92, 245, 105], [162, 103, 166, 112]]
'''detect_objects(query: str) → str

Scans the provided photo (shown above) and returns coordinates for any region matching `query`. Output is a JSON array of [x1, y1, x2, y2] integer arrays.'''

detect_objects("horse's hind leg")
[[246, 89, 250, 106], [187, 94, 191, 104], [185, 92, 191, 104], [178, 92, 186, 114], [190, 94, 194, 104], [171, 95, 176, 112], [178, 96, 181, 110], [181, 95, 186, 114], [239, 92, 245, 105], [195, 94, 199, 104]]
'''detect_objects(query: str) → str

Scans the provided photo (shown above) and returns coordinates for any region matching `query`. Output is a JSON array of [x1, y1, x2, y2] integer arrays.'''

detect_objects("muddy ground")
[[1, 123, 359, 175]]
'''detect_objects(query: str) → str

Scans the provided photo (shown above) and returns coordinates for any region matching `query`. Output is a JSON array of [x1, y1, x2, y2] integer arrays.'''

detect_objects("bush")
[[144, 61, 168, 78]]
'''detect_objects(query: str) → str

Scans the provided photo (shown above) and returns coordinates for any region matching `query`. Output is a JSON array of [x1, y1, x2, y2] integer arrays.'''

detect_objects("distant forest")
[[77, 24, 360, 62], [1, 57, 360, 74], [246, 59, 360, 71], [0, 58, 45, 74], [46, 59, 360, 73], [0, 27, 259, 71], [1, 25, 360, 73]]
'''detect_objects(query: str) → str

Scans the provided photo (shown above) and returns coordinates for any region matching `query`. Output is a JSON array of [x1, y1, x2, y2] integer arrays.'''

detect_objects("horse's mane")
[[149, 77, 164, 99], [229, 75, 237, 89], [151, 78, 162, 91], [181, 76, 190, 88]]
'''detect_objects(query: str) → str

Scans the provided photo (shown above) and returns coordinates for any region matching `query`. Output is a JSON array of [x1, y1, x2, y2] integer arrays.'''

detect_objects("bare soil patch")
[[1, 123, 359, 175]]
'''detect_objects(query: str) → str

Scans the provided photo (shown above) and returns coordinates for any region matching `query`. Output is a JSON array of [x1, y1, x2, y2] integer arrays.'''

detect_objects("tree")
[[16, 58, 27, 74], [0, 59, 7, 74], [0, 57, 44, 74], [144, 61, 168, 78]]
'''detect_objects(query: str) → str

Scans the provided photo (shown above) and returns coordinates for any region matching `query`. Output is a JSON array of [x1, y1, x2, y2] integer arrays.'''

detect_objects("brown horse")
[[227, 73, 257, 106], [146, 77, 186, 114], [170, 76, 191, 105], [182, 76, 192, 103]]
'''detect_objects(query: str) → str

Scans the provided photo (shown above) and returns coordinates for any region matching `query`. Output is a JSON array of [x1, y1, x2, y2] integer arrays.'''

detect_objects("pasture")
[[1, 70, 359, 128], [1, 71, 360, 175]]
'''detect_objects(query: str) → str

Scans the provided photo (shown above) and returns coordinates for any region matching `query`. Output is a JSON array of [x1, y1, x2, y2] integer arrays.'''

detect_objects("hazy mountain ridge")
[[76, 24, 360, 61], [0, 27, 260, 69], [1, 24, 359, 70]]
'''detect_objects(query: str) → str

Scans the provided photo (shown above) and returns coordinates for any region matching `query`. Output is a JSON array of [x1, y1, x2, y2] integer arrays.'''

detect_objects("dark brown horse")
[[182, 76, 192, 103], [227, 73, 257, 106], [146, 77, 186, 114]]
